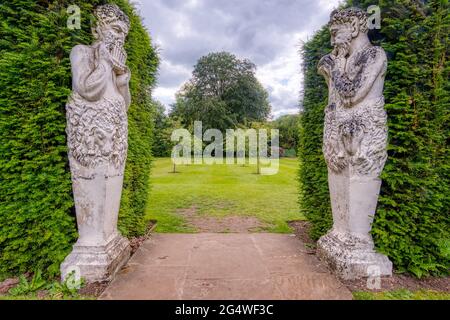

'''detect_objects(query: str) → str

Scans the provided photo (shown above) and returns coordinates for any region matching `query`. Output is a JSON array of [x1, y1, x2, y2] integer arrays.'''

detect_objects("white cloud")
[[153, 87, 179, 109], [184, 0, 202, 9], [140, 0, 342, 117], [255, 31, 308, 116], [319, 0, 343, 12]]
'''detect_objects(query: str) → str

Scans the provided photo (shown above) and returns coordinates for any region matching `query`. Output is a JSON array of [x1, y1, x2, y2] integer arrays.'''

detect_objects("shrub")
[[0, 0, 158, 277]]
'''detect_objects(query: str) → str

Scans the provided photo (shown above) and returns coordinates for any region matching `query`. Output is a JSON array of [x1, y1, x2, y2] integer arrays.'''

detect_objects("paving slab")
[[100, 233, 352, 300]]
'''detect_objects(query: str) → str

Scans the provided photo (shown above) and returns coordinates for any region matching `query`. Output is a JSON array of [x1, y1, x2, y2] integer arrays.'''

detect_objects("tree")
[[272, 114, 301, 156], [170, 52, 271, 132], [152, 101, 172, 157], [248, 121, 274, 174]]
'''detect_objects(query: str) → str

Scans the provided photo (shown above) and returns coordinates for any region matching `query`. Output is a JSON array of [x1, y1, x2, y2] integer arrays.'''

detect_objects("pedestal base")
[[317, 231, 392, 280], [61, 235, 131, 283]]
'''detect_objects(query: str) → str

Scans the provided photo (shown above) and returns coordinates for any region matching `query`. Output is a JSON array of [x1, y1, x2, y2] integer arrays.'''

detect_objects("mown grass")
[[146, 158, 303, 233], [0, 294, 94, 300], [353, 290, 450, 300]]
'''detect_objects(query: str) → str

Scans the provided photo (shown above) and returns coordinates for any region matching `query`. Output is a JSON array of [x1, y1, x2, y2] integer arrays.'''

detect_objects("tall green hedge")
[[116, 2, 159, 238], [299, 0, 449, 277], [0, 0, 158, 277]]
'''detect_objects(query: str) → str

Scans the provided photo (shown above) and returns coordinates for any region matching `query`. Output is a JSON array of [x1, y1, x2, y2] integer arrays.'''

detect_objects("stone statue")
[[61, 4, 132, 283], [316, 7, 392, 280]]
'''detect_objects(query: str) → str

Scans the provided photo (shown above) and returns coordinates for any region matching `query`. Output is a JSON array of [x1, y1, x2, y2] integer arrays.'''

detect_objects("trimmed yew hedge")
[[299, 0, 449, 277], [0, 0, 158, 277]]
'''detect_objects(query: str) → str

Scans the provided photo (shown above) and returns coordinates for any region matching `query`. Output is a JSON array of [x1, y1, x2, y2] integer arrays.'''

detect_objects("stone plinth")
[[317, 231, 392, 280], [61, 234, 131, 283], [317, 170, 392, 279], [61, 167, 131, 283]]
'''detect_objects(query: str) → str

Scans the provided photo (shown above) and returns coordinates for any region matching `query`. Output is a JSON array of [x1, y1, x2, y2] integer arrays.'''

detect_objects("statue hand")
[[331, 46, 348, 73], [342, 96, 352, 108], [116, 67, 131, 87], [319, 54, 335, 68], [97, 43, 114, 67], [318, 54, 335, 78], [111, 45, 128, 75]]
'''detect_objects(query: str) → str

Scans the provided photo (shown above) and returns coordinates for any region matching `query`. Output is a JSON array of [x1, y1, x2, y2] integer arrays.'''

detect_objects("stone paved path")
[[100, 233, 352, 300]]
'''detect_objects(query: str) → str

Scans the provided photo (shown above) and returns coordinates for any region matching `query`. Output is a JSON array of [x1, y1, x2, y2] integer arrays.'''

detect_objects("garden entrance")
[[99, 159, 352, 300]]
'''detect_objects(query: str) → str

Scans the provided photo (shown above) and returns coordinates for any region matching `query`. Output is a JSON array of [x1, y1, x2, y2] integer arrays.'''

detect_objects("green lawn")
[[146, 158, 302, 233], [353, 290, 450, 300]]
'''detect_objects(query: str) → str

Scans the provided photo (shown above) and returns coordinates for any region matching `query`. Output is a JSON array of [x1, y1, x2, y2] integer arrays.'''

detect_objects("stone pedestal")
[[61, 169, 131, 283], [317, 170, 392, 280], [317, 231, 392, 280], [61, 234, 131, 283]]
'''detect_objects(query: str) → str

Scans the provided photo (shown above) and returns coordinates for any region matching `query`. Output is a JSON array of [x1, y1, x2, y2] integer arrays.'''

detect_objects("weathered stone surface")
[[61, 235, 131, 283], [317, 231, 392, 281], [100, 234, 353, 300], [61, 4, 132, 283], [316, 7, 392, 279]]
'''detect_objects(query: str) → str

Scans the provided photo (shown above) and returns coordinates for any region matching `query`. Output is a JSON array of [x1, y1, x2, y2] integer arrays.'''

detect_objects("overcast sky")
[[134, 0, 342, 118]]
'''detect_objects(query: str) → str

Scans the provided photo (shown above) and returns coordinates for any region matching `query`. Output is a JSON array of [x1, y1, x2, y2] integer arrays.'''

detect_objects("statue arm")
[[120, 84, 131, 110], [350, 48, 387, 105], [333, 48, 387, 106], [318, 54, 335, 84], [116, 69, 131, 110], [71, 45, 108, 102]]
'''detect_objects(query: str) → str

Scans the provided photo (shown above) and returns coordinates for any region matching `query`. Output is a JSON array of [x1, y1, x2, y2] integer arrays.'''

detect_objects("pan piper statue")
[[316, 7, 393, 280], [61, 4, 132, 282]]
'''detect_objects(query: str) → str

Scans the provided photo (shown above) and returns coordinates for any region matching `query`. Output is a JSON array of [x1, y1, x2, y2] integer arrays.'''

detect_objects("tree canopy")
[[170, 52, 271, 132], [271, 114, 300, 156]]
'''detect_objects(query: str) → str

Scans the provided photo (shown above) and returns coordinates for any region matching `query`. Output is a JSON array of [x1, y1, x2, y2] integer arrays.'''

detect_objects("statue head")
[[329, 8, 369, 56], [93, 4, 130, 49]]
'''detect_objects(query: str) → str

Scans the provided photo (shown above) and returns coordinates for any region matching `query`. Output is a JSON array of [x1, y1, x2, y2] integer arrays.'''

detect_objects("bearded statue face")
[[330, 22, 354, 56], [95, 21, 128, 51], [329, 8, 368, 58], [92, 5, 130, 73], [93, 4, 130, 51]]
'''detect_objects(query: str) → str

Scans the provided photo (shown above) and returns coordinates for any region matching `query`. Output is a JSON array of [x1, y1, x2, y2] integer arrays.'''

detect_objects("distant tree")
[[152, 101, 171, 157], [248, 122, 274, 174], [170, 52, 271, 132], [152, 100, 190, 160], [272, 114, 300, 156]]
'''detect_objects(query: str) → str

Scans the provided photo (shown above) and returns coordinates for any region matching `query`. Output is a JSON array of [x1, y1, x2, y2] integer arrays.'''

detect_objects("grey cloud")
[[156, 63, 189, 87], [138, 0, 339, 117]]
